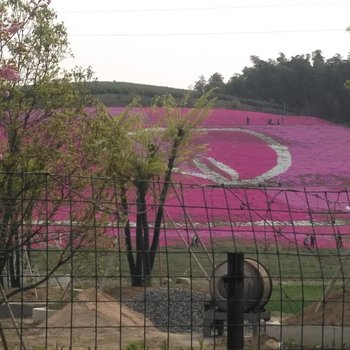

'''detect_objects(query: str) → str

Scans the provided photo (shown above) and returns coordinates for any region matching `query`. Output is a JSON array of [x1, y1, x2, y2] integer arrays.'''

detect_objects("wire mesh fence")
[[0, 173, 350, 349]]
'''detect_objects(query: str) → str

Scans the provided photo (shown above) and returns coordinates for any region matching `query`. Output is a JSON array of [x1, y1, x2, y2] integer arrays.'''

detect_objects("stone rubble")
[[125, 287, 206, 333]]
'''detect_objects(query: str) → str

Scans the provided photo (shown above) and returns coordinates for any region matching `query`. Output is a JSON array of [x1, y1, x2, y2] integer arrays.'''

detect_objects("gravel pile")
[[125, 287, 206, 333]]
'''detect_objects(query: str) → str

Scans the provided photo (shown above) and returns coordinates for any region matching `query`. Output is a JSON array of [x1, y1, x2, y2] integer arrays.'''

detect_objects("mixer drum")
[[209, 258, 272, 312]]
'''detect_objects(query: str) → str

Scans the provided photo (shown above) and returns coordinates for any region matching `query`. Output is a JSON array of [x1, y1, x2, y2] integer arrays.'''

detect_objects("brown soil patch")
[[12, 288, 228, 349], [3, 287, 284, 349], [286, 290, 350, 326], [15, 288, 167, 349], [41, 287, 153, 329]]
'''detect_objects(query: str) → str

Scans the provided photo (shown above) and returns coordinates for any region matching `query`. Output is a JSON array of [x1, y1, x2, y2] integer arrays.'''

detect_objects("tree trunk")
[[132, 181, 151, 287], [133, 209, 144, 286], [8, 251, 20, 288], [150, 128, 184, 269], [120, 186, 136, 282], [141, 210, 151, 281], [0, 171, 21, 288]]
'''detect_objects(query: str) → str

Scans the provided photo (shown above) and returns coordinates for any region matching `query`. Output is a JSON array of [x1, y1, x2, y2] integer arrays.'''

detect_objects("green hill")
[[89, 81, 288, 115]]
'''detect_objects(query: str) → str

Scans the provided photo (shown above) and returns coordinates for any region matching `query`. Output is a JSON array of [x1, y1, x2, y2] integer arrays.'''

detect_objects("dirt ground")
[[286, 290, 350, 326], [3, 285, 350, 348], [1, 287, 283, 349]]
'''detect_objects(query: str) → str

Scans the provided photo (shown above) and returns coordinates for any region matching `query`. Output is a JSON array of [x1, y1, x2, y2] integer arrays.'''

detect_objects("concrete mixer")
[[203, 258, 272, 337]]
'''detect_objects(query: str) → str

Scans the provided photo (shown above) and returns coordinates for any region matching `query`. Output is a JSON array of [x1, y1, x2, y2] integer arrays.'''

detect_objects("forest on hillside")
[[194, 50, 350, 123], [89, 51, 350, 123]]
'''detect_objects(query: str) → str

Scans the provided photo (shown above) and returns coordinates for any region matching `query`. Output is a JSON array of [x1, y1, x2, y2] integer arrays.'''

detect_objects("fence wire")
[[0, 174, 349, 349]]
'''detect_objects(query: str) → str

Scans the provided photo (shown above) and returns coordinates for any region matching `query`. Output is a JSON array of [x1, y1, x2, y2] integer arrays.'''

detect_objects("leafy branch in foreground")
[[81, 91, 215, 286], [0, 0, 100, 295]]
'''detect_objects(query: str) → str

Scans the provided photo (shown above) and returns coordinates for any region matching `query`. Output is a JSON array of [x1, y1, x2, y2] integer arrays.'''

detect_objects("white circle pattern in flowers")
[[177, 128, 292, 185]]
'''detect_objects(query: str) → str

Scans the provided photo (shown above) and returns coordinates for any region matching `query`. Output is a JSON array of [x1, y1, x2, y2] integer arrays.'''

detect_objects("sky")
[[54, 0, 350, 89]]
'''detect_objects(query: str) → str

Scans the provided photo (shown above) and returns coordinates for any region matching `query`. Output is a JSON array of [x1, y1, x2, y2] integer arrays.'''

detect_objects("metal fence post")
[[227, 252, 244, 350]]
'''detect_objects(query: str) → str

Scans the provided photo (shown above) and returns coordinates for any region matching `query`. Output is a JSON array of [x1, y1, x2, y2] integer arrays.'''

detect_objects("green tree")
[[225, 50, 350, 122], [0, 0, 97, 294], [81, 93, 214, 286], [206, 72, 225, 92], [193, 75, 207, 93]]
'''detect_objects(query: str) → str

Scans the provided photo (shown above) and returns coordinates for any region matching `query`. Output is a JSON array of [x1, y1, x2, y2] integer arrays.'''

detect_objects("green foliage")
[[192, 50, 350, 123], [206, 72, 225, 93], [81, 91, 214, 286], [89, 80, 288, 116], [125, 340, 146, 350], [193, 75, 206, 93], [82, 91, 214, 182], [0, 0, 98, 291], [88, 81, 188, 107], [267, 284, 324, 314], [226, 51, 350, 122]]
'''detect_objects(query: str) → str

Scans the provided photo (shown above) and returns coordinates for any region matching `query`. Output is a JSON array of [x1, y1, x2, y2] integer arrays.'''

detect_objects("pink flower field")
[[19, 108, 350, 251], [109, 108, 350, 249], [109, 107, 349, 188]]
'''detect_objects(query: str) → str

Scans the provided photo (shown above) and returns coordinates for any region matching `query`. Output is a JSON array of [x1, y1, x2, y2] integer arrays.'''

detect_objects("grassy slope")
[[29, 238, 339, 315], [89, 81, 288, 115]]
